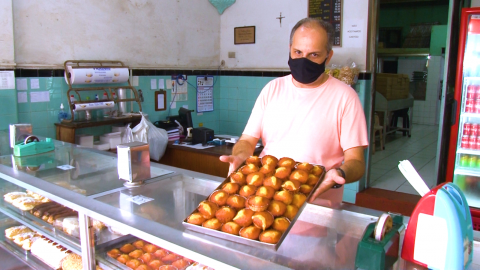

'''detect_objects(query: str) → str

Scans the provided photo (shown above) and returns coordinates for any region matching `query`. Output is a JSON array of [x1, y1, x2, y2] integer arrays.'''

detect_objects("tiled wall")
[[0, 89, 18, 131]]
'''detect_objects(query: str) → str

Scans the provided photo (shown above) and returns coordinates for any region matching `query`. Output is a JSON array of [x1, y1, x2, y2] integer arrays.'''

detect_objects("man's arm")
[[219, 134, 260, 175], [310, 146, 365, 201]]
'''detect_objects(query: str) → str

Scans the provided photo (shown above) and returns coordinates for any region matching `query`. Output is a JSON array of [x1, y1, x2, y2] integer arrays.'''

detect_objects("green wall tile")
[[228, 110, 238, 122], [228, 99, 238, 110], [342, 188, 357, 204]]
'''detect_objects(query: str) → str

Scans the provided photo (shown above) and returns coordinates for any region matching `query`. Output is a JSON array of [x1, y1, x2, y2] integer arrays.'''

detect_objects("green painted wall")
[[430, 25, 448, 56]]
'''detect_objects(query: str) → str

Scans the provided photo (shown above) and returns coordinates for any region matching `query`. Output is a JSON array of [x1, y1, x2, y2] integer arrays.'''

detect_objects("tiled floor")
[[370, 124, 440, 195]]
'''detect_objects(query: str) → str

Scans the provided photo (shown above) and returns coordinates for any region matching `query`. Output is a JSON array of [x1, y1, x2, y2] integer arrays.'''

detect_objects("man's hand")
[[219, 155, 245, 176], [309, 169, 346, 202]]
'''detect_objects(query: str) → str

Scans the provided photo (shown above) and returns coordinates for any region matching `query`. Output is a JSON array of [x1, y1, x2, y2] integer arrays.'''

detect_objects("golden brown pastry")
[[267, 200, 287, 217], [133, 240, 145, 249], [148, 260, 164, 269], [246, 196, 270, 212], [273, 190, 293, 205], [246, 156, 262, 167], [159, 265, 178, 270], [208, 190, 229, 206], [306, 174, 320, 186], [172, 259, 191, 270], [117, 254, 131, 264], [311, 165, 324, 176], [13, 196, 40, 211], [107, 248, 121, 258], [139, 252, 154, 264], [120, 243, 136, 254], [289, 169, 309, 184], [259, 229, 282, 244], [295, 162, 314, 172], [284, 205, 299, 220], [272, 217, 291, 232], [263, 176, 282, 190], [239, 225, 262, 240], [4, 192, 29, 203], [278, 157, 296, 169], [239, 185, 257, 197], [222, 182, 240, 194], [215, 206, 237, 223], [142, 244, 159, 253], [261, 155, 278, 167], [202, 218, 222, 230], [129, 249, 144, 259], [153, 249, 169, 259], [221, 221, 241, 235], [282, 180, 301, 192], [299, 184, 314, 195], [259, 163, 275, 175], [230, 171, 246, 185], [134, 264, 151, 270], [197, 201, 218, 219], [5, 225, 32, 239], [186, 212, 206, 225], [256, 186, 275, 199], [232, 208, 254, 227], [226, 194, 246, 210], [246, 172, 265, 187], [292, 193, 307, 208], [274, 167, 291, 179], [161, 253, 181, 264], [240, 164, 259, 174], [61, 253, 83, 270], [126, 259, 142, 269], [252, 211, 274, 231]]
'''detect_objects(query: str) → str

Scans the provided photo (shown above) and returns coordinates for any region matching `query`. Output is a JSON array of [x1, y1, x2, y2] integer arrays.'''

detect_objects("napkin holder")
[[117, 142, 151, 187]]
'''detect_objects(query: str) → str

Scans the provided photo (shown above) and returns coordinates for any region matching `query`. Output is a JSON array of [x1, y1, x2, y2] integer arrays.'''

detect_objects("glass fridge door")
[[454, 14, 480, 208]]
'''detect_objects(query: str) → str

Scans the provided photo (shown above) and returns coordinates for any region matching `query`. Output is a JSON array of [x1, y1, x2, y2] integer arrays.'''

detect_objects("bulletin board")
[[308, 0, 342, 47], [196, 76, 214, 113]]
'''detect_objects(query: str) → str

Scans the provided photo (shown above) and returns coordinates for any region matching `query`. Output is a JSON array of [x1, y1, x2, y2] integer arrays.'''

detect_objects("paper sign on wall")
[[17, 78, 27, 90], [344, 19, 364, 48], [17, 92, 27, 103], [30, 91, 50, 103], [0, 71, 15, 90]]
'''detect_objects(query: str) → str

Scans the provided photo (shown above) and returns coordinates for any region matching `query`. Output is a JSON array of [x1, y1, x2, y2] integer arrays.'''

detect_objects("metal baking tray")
[[97, 234, 139, 270], [182, 164, 325, 250]]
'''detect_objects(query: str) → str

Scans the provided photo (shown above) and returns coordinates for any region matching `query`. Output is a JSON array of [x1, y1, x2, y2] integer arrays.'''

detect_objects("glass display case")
[[0, 135, 387, 270]]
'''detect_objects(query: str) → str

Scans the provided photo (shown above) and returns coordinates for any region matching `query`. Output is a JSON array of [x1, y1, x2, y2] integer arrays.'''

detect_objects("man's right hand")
[[219, 155, 244, 176]]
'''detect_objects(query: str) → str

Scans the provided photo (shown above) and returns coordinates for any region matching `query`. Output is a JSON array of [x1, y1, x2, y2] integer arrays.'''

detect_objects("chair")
[[373, 113, 384, 154]]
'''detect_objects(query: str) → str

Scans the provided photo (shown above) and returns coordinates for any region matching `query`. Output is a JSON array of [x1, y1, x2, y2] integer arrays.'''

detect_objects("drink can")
[[460, 154, 470, 167], [476, 85, 480, 99], [464, 123, 472, 136], [466, 98, 475, 112], [475, 99, 480, 113], [467, 85, 477, 99], [462, 135, 470, 148], [473, 123, 479, 136], [470, 135, 477, 150], [469, 155, 478, 168]]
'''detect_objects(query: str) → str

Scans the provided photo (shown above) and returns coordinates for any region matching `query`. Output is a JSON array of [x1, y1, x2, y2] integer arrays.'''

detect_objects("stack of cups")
[[461, 122, 480, 149], [465, 85, 480, 113]]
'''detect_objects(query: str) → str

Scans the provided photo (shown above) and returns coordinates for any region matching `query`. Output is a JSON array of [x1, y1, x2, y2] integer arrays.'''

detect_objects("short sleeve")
[[339, 94, 369, 151], [242, 83, 271, 139]]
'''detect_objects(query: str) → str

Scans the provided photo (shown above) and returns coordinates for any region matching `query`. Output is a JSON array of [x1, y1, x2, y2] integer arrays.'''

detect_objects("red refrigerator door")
[[447, 8, 480, 210]]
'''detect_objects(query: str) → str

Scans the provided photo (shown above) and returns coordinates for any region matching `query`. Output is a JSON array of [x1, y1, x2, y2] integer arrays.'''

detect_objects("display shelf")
[[461, 113, 480, 119], [456, 148, 480, 155], [454, 168, 480, 177]]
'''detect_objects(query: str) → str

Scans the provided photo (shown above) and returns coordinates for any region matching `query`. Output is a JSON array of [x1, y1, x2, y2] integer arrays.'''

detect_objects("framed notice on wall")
[[234, 26, 256, 44], [308, 0, 342, 47]]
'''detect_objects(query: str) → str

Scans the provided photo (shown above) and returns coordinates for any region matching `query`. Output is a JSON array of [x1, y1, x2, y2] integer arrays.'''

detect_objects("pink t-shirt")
[[243, 75, 369, 171]]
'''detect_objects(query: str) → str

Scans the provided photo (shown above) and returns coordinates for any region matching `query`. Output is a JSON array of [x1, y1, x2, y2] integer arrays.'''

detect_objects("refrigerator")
[[447, 7, 480, 217]]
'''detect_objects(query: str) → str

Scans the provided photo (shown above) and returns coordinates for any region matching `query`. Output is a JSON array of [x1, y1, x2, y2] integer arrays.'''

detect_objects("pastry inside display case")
[[185, 155, 325, 249]]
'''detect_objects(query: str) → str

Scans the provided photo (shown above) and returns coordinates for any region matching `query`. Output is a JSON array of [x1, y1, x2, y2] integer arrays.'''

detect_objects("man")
[[220, 18, 368, 204]]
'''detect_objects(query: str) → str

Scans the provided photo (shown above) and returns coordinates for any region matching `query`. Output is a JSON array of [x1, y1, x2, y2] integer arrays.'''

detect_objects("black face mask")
[[288, 56, 327, 84]]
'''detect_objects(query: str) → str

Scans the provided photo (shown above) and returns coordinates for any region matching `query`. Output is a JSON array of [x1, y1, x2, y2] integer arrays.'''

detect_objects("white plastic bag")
[[131, 115, 149, 143], [122, 123, 134, 143], [130, 113, 168, 161]]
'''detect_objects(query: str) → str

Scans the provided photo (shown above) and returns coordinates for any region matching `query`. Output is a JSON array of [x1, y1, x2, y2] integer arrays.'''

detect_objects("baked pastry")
[[13, 232, 36, 245], [63, 217, 80, 237], [295, 162, 314, 172], [5, 225, 32, 239], [299, 184, 314, 194], [139, 252, 154, 264], [259, 229, 282, 244], [117, 254, 131, 264], [239, 185, 257, 197], [240, 164, 259, 174], [292, 193, 307, 208], [239, 225, 262, 240], [120, 243, 136, 254], [246, 196, 270, 212], [263, 176, 282, 190], [30, 237, 70, 269], [274, 167, 291, 179], [129, 249, 144, 259], [126, 259, 142, 269], [148, 260, 165, 269], [307, 174, 320, 186], [252, 211, 274, 231], [246, 172, 264, 187], [267, 200, 287, 217], [26, 190, 51, 202], [12, 196, 39, 211], [289, 170, 309, 184], [159, 265, 179, 270], [246, 156, 262, 167], [215, 206, 236, 223], [153, 249, 169, 259], [198, 201, 218, 219], [187, 213, 206, 225], [284, 205, 299, 220], [261, 155, 278, 167], [202, 218, 222, 230], [272, 217, 291, 232], [161, 253, 181, 264], [208, 190, 229, 206], [255, 186, 275, 199], [133, 240, 146, 249], [259, 163, 275, 175], [61, 253, 83, 270], [273, 190, 293, 205], [144, 244, 160, 253], [107, 248, 121, 258], [232, 208, 254, 227], [282, 180, 301, 192], [134, 265, 151, 270], [172, 259, 191, 270], [226, 194, 246, 210], [230, 171, 246, 185], [22, 236, 40, 251], [92, 219, 106, 231], [222, 182, 240, 194], [221, 221, 241, 235], [4, 192, 29, 203], [311, 165, 324, 176], [278, 157, 296, 169]]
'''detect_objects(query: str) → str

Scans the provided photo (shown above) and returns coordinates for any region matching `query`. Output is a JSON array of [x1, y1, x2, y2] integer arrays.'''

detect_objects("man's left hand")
[[309, 168, 345, 202]]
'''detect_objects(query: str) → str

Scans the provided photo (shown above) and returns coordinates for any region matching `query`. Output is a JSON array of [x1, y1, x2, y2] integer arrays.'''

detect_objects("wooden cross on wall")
[[276, 12, 285, 27]]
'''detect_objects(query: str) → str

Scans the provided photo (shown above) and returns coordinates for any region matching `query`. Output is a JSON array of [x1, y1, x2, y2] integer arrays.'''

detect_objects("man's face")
[[290, 25, 331, 65]]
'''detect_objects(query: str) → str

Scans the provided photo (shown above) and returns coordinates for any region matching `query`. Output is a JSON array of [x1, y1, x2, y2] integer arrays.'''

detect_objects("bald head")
[[289, 18, 335, 53]]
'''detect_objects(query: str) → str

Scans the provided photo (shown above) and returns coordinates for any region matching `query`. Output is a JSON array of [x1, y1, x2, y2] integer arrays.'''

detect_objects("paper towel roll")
[[74, 101, 115, 111], [64, 66, 129, 85]]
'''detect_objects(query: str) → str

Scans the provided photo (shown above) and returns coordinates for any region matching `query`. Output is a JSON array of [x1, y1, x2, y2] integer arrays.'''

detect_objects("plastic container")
[[75, 134, 93, 148], [100, 132, 122, 149], [93, 141, 110, 151], [58, 103, 69, 123]]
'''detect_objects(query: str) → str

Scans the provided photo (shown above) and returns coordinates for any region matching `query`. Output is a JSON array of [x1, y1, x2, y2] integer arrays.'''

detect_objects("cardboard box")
[[376, 73, 410, 100]]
